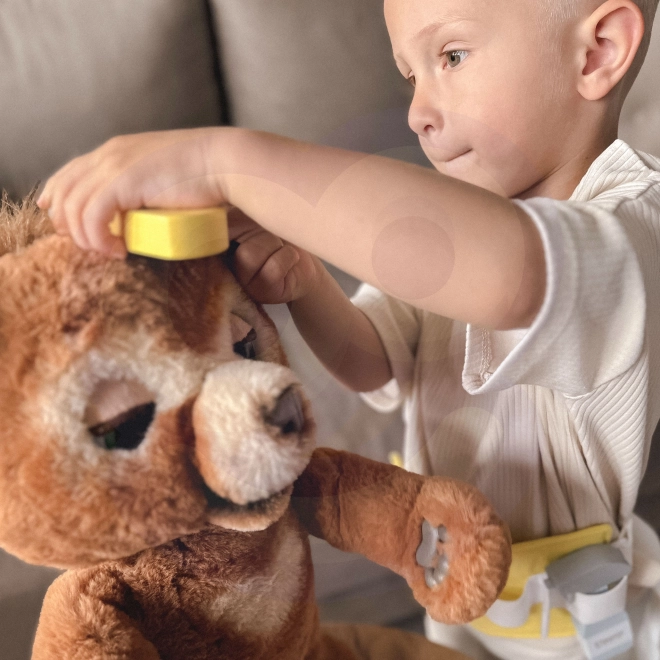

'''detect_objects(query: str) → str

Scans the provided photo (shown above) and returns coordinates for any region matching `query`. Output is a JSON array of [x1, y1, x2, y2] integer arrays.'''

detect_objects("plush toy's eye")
[[89, 402, 156, 450], [233, 328, 257, 360]]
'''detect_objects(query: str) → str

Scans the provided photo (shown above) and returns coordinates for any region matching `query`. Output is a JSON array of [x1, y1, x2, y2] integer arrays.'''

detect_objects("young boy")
[[37, 0, 660, 657]]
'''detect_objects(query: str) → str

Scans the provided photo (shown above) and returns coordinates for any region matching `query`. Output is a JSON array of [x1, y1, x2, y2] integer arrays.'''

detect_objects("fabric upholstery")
[[209, 0, 419, 156], [0, 0, 223, 199]]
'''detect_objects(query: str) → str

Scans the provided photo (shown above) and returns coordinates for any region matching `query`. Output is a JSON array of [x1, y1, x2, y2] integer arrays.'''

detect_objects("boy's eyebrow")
[[394, 18, 474, 59], [411, 17, 473, 41]]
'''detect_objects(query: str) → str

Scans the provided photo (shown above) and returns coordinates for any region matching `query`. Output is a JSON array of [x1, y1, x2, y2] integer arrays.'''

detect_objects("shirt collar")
[[570, 139, 656, 202]]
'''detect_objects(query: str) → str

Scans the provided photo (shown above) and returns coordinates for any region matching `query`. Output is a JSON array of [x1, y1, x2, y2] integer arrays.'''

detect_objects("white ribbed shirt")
[[352, 140, 660, 659]]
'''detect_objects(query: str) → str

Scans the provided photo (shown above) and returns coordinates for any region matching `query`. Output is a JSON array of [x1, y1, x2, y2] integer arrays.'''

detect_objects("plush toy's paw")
[[416, 520, 450, 588], [408, 478, 512, 625]]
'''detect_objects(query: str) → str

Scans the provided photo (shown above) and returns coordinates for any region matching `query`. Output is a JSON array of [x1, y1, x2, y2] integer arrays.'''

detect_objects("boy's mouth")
[[444, 149, 472, 164], [423, 143, 473, 169]]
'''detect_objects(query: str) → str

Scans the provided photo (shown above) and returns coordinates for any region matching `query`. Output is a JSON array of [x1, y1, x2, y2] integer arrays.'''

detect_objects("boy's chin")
[[434, 158, 511, 197]]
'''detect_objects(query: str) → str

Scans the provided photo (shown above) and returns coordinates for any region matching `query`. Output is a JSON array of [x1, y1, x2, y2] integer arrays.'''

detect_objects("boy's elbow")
[[493, 211, 546, 331], [496, 245, 546, 331], [353, 374, 393, 395], [340, 357, 393, 394]]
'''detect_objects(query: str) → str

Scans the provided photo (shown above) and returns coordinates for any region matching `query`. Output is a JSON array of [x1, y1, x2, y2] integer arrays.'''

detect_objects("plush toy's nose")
[[192, 361, 315, 507], [263, 386, 305, 436]]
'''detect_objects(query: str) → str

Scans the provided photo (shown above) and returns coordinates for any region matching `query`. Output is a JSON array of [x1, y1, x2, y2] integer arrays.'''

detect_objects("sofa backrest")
[[209, 0, 415, 154], [0, 0, 224, 199], [0, 0, 658, 199]]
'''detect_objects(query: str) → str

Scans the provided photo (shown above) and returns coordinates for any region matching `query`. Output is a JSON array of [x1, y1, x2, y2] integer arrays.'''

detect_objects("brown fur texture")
[[0, 197, 510, 659], [0, 190, 54, 255], [292, 449, 511, 624]]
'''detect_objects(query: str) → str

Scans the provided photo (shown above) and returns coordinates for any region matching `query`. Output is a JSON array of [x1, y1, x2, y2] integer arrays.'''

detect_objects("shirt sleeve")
[[463, 197, 647, 397], [350, 282, 421, 412]]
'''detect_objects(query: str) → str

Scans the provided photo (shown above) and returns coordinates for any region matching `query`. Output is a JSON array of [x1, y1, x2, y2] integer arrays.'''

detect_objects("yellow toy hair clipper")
[[109, 208, 230, 260]]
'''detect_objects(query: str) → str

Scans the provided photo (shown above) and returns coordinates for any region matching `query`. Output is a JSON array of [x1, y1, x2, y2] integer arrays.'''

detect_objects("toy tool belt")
[[471, 524, 633, 660]]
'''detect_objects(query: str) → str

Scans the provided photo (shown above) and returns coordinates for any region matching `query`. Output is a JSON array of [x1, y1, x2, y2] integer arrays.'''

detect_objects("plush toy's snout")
[[192, 360, 316, 531]]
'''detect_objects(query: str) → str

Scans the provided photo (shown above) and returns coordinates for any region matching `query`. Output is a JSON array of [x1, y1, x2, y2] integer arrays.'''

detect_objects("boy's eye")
[[445, 50, 468, 69]]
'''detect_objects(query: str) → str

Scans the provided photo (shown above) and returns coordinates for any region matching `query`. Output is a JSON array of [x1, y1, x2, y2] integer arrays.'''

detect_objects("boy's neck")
[[516, 122, 619, 202]]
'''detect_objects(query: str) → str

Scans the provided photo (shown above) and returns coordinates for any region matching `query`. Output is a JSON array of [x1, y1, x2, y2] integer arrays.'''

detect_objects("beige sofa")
[[1, 2, 659, 659]]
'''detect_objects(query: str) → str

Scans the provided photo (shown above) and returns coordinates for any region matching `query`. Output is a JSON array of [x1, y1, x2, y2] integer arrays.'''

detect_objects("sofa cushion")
[[0, 549, 60, 660], [0, 0, 224, 199], [210, 0, 418, 156]]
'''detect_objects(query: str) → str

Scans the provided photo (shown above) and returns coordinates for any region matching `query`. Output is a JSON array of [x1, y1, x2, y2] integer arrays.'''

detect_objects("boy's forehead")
[[385, 0, 486, 30], [384, 0, 540, 44]]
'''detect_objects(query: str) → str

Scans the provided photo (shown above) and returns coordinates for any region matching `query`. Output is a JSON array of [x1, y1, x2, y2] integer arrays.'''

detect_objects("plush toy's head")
[[0, 197, 315, 569]]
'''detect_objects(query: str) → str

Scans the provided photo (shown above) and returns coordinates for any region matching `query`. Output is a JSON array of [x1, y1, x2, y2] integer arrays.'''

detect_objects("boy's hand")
[[36, 127, 322, 304], [228, 207, 322, 305], [37, 128, 225, 258]]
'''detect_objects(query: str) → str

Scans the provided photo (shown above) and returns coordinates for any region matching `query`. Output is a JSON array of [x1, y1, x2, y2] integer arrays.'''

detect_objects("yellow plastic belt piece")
[[110, 208, 229, 260], [470, 523, 613, 639]]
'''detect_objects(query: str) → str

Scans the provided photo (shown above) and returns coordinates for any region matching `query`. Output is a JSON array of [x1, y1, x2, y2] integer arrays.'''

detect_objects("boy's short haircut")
[[547, 0, 658, 36]]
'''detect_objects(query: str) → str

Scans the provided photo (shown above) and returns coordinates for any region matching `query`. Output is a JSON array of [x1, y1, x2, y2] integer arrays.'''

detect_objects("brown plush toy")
[[0, 195, 511, 660]]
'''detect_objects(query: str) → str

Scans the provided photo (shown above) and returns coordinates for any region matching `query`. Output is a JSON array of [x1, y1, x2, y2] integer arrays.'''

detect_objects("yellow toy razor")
[[109, 208, 230, 260]]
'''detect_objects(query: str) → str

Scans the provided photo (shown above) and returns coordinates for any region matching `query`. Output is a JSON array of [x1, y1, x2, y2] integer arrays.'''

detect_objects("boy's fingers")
[[62, 181, 112, 252], [64, 170, 125, 252], [47, 167, 119, 256], [64, 217, 90, 252], [227, 207, 262, 241], [40, 155, 88, 207], [268, 245, 300, 282], [36, 181, 51, 208], [47, 207, 68, 234], [82, 192, 126, 256], [233, 233, 285, 283], [276, 247, 318, 301], [51, 190, 89, 249], [247, 245, 300, 302], [45, 157, 96, 239], [37, 166, 67, 208], [107, 236, 127, 259], [85, 213, 127, 259]]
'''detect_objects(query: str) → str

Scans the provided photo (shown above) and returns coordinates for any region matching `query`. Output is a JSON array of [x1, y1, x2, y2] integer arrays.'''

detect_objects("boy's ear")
[[577, 0, 645, 101]]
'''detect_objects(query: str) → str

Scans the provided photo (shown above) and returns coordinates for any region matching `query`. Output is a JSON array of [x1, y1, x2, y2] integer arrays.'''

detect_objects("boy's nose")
[[408, 92, 444, 139]]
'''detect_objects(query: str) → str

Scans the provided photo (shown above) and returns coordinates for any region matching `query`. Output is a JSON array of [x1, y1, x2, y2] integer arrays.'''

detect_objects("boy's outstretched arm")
[[38, 127, 546, 330], [217, 129, 546, 331]]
